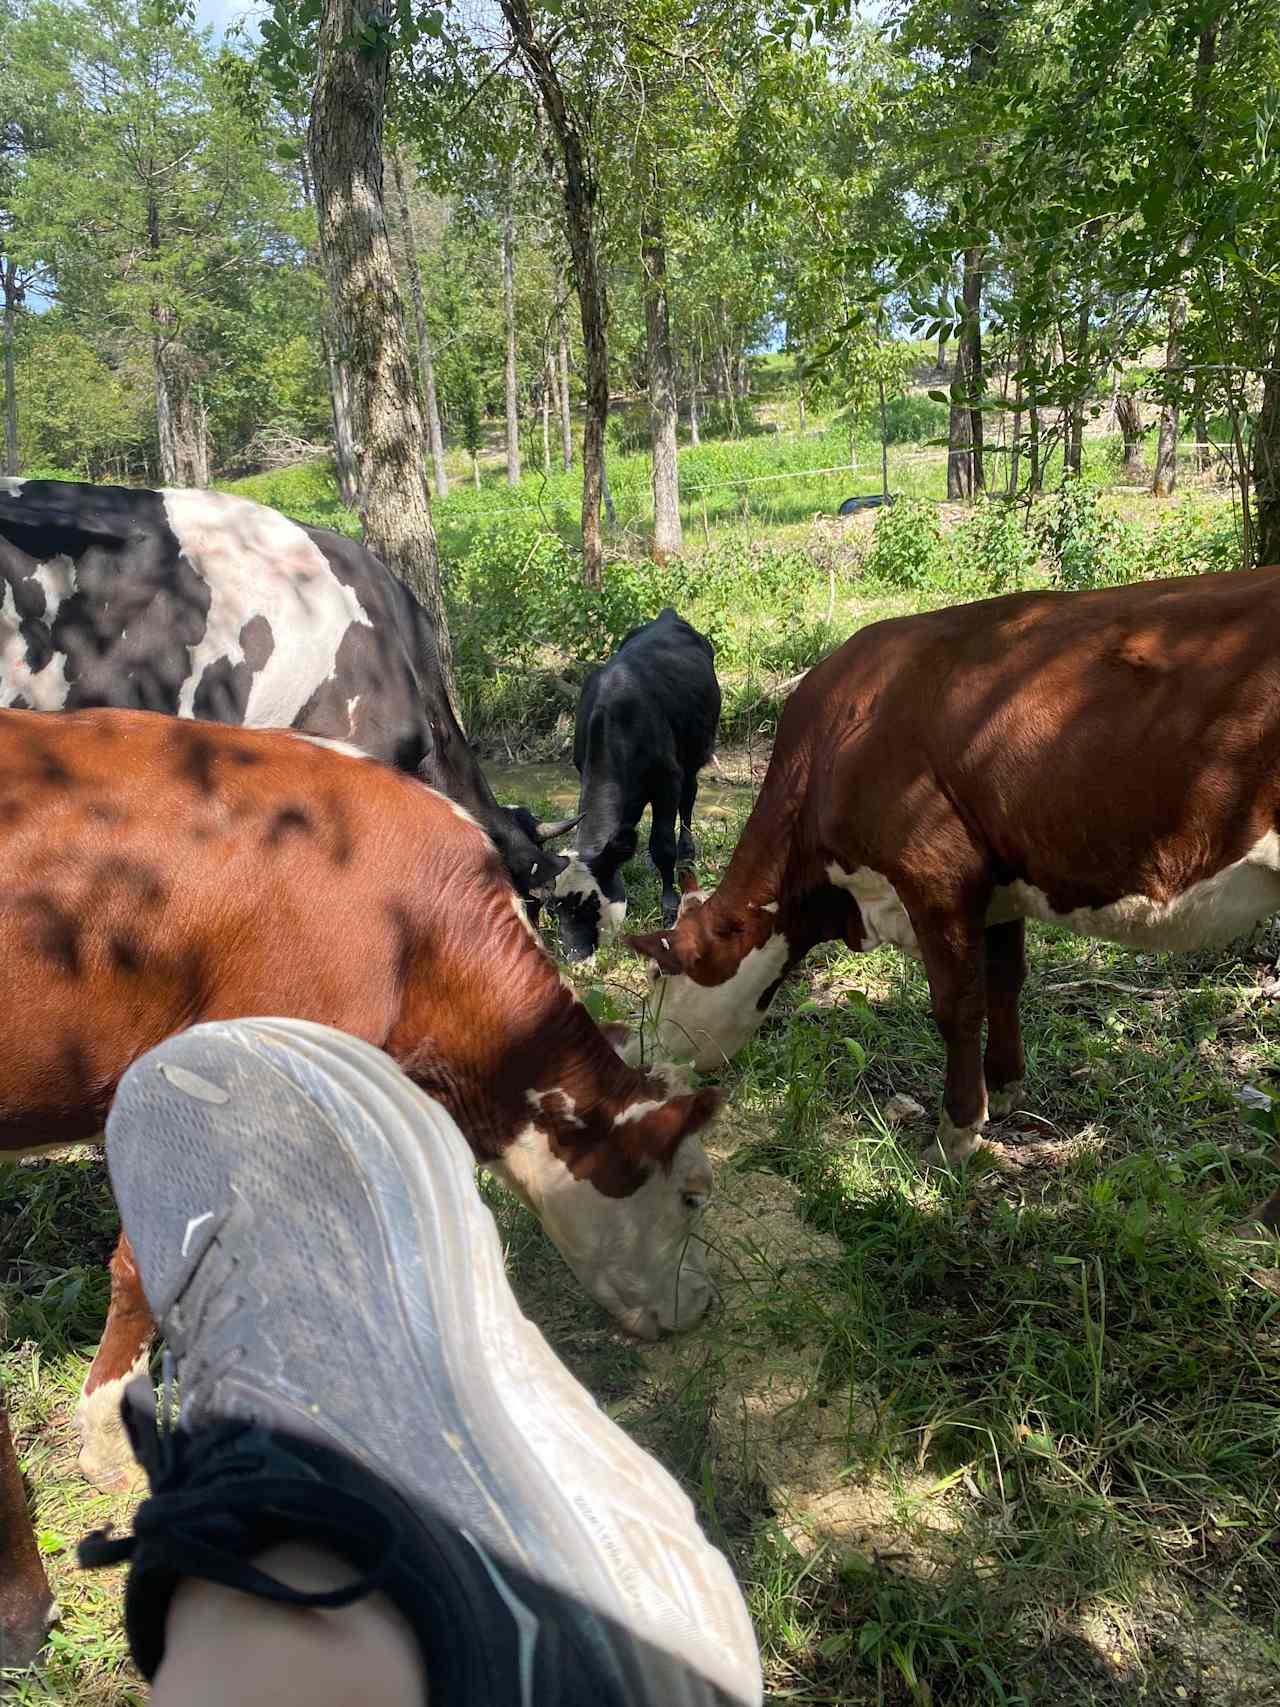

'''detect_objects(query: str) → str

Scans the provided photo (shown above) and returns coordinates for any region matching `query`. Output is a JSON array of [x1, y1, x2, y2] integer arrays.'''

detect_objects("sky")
[[194, 0, 265, 40]]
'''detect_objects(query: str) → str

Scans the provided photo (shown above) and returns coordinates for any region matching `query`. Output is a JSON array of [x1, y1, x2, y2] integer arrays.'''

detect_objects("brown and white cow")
[[628, 565, 1280, 1180], [0, 708, 720, 1488]]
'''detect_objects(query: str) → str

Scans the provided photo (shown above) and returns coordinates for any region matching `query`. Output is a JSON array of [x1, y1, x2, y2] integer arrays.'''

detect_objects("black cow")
[[550, 608, 720, 959], [0, 478, 573, 897]]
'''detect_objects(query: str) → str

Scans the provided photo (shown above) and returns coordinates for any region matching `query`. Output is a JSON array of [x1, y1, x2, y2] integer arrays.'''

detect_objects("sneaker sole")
[[107, 1018, 761, 1707]]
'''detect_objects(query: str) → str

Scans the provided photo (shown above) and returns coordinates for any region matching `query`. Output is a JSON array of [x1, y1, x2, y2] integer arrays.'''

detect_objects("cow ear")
[[678, 867, 701, 895], [625, 1085, 722, 1168], [626, 930, 686, 975]]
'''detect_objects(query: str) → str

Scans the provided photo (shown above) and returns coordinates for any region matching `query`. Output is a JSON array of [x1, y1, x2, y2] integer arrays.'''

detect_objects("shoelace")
[[79, 1375, 399, 1612]]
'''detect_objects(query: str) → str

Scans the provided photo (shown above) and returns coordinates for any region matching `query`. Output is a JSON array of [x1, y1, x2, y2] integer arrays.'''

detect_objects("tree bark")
[[1065, 239, 1097, 478], [541, 357, 552, 476], [390, 150, 449, 499], [1116, 390, 1144, 476], [300, 149, 359, 507], [323, 326, 361, 506], [309, 0, 452, 683], [947, 374, 973, 499], [153, 330, 208, 486], [2, 259, 21, 477], [1153, 25, 1219, 499], [1152, 280, 1188, 498], [641, 180, 682, 557], [1253, 330, 1280, 567], [501, 0, 607, 582], [502, 198, 520, 487], [556, 280, 572, 472], [960, 242, 985, 494], [1192, 382, 1209, 474]]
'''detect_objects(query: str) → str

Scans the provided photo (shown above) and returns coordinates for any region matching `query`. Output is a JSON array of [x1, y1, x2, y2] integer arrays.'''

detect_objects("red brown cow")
[[0, 708, 720, 1489], [628, 566, 1280, 1182], [0, 1380, 53, 1668]]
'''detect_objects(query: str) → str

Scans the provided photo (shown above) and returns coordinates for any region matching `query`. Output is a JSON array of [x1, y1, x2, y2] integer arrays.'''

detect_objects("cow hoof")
[[922, 1111, 990, 1168], [987, 1080, 1026, 1120], [75, 1368, 150, 1492]]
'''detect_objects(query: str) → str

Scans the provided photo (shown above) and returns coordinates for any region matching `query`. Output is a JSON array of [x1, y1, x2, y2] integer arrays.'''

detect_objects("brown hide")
[[0, 708, 704, 1168], [631, 565, 1280, 1180], [0, 1381, 52, 1668], [0, 708, 720, 1484]]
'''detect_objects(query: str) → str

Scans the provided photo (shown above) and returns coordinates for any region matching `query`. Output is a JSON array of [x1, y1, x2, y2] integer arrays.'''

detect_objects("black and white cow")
[[0, 479, 573, 897], [551, 607, 720, 959]]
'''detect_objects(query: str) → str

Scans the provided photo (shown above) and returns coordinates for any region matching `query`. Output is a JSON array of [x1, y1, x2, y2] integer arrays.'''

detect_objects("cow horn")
[[535, 813, 582, 841]]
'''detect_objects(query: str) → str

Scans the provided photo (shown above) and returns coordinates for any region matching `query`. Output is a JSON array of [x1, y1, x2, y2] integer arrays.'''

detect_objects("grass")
[[4, 770, 1279, 1706]]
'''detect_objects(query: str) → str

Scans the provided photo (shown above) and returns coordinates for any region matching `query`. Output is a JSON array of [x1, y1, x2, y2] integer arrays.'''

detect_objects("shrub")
[[863, 498, 946, 589], [1142, 502, 1241, 578], [949, 497, 1037, 595], [1032, 477, 1141, 589]]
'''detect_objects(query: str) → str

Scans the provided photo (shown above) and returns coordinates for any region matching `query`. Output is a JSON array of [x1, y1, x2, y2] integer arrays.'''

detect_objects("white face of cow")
[[492, 1126, 714, 1339], [550, 854, 628, 962], [627, 890, 791, 1070]]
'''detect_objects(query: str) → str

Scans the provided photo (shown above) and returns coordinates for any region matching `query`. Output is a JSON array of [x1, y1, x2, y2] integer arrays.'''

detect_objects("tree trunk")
[[1253, 330, 1280, 567], [962, 242, 985, 492], [1116, 391, 1144, 476], [390, 150, 449, 499], [309, 0, 452, 684], [641, 183, 682, 557], [1192, 383, 1209, 474], [300, 148, 360, 507], [541, 358, 552, 476], [472, 452, 481, 490], [1155, 27, 1219, 500], [947, 377, 973, 500], [2, 259, 20, 477], [502, 200, 520, 487], [1065, 266, 1093, 476], [1152, 284, 1188, 498], [1008, 336, 1025, 496], [717, 339, 739, 434], [556, 282, 572, 472], [501, 0, 607, 582], [323, 327, 360, 507], [153, 331, 207, 486]]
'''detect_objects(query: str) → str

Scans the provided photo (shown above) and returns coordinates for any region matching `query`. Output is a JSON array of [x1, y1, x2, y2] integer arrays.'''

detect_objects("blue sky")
[[195, 0, 265, 40]]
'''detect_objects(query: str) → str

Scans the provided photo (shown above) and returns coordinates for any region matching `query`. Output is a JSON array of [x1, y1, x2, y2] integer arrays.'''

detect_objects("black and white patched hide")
[[0, 479, 558, 895]]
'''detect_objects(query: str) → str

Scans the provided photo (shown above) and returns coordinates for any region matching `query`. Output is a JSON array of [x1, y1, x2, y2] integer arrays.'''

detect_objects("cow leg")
[[915, 909, 990, 1165], [650, 781, 682, 925], [75, 1232, 154, 1491], [677, 771, 699, 866], [1234, 1187, 1280, 1241], [0, 1380, 53, 1668], [984, 919, 1027, 1118]]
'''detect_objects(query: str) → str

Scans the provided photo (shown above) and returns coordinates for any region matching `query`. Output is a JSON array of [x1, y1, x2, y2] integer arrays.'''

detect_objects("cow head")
[[489, 806, 580, 900], [549, 852, 629, 961], [626, 872, 791, 1069], [492, 1081, 721, 1339]]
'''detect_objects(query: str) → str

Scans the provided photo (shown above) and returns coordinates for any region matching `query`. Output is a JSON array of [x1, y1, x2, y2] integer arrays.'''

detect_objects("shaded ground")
[[3, 759, 1279, 1705]]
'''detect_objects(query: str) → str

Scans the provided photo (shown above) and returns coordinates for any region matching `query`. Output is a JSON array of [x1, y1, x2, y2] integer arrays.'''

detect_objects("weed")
[[863, 499, 946, 590]]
